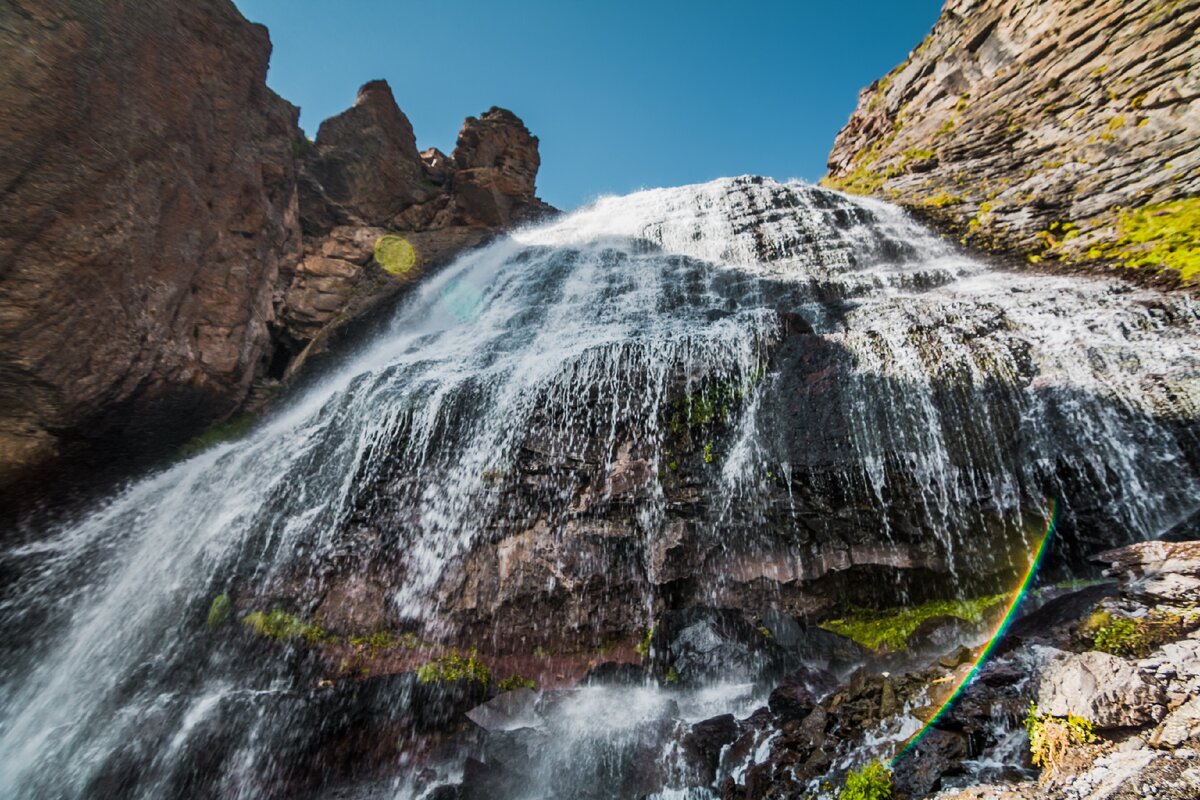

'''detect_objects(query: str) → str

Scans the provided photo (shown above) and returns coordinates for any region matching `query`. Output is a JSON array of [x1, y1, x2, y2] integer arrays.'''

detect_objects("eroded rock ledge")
[[824, 0, 1199, 286]]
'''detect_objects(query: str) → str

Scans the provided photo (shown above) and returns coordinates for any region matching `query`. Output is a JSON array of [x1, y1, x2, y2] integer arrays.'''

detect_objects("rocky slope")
[[0, 1, 550, 505], [825, 0, 1200, 285]]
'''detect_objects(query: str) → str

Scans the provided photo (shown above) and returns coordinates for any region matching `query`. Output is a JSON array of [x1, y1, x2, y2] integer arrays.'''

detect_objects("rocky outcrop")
[[273, 82, 553, 376], [1037, 650, 1168, 728], [825, 0, 1200, 285], [0, 8, 552, 500], [0, 0, 302, 491]]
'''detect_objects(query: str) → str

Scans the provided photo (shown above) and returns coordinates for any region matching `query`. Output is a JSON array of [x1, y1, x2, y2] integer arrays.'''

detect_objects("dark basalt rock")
[[891, 729, 968, 799], [650, 607, 790, 687], [682, 714, 741, 783]]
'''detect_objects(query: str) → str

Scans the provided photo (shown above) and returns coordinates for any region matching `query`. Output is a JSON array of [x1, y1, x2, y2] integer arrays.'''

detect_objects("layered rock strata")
[[825, 0, 1200, 285]]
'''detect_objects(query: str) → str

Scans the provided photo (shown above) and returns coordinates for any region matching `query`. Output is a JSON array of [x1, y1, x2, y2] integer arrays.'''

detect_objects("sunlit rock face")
[[1, 176, 1198, 797], [825, 0, 1200, 283]]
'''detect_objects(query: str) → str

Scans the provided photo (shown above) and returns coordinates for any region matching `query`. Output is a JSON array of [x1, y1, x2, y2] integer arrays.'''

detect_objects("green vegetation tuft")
[[1109, 198, 1200, 281], [1081, 608, 1191, 657], [921, 192, 963, 209], [207, 593, 232, 630], [635, 627, 655, 659], [820, 593, 1005, 651], [242, 609, 328, 646], [177, 414, 256, 459], [1025, 702, 1096, 770], [665, 665, 680, 684], [416, 649, 491, 687], [838, 762, 893, 800], [497, 674, 538, 692]]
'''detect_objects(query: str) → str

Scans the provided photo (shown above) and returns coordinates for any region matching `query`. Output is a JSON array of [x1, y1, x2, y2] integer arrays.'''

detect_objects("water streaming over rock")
[[1, 176, 1198, 798]]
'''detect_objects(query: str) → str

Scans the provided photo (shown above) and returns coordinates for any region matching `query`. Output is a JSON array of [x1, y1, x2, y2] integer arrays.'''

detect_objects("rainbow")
[[891, 499, 1060, 765]]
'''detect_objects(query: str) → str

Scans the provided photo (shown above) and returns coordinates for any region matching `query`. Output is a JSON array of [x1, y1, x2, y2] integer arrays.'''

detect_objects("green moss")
[[838, 762, 893, 800], [702, 441, 714, 464], [177, 414, 256, 459], [348, 630, 424, 654], [665, 665, 680, 684], [1081, 609, 1190, 657], [416, 649, 491, 687], [635, 627, 655, 659], [921, 192, 963, 209], [497, 675, 538, 692], [821, 162, 886, 196], [242, 609, 328, 646], [1108, 198, 1200, 281], [820, 593, 1006, 651], [1025, 702, 1096, 770], [207, 593, 232, 630]]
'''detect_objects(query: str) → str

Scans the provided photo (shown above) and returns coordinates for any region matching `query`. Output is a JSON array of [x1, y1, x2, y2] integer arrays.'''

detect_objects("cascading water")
[[1, 176, 1198, 799]]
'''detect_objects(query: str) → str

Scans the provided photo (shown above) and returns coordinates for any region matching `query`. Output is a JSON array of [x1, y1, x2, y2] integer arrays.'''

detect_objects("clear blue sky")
[[233, 1, 941, 210]]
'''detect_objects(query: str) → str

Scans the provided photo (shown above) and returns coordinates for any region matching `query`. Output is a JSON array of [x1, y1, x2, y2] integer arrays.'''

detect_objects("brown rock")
[[1092, 540, 1200, 603], [0, 0, 302, 494], [452, 107, 549, 227], [299, 80, 434, 231]]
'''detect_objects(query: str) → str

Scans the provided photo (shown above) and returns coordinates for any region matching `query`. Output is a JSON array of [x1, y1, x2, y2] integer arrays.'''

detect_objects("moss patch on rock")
[[1102, 198, 1200, 282], [416, 649, 491, 687], [242, 609, 328, 646], [820, 593, 1005, 651], [177, 414, 256, 459], [207, 593, 232, 630], [1025, 702, 1096, 771], [838, 761, 893, 799]]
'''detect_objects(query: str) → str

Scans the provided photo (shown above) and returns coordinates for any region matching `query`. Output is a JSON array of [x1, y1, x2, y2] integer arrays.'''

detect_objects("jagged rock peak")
[[823, 0, 1200, 286]]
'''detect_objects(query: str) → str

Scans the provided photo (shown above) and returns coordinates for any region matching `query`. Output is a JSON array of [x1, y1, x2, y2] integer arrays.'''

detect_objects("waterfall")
[[1, 176, 1197, 798]]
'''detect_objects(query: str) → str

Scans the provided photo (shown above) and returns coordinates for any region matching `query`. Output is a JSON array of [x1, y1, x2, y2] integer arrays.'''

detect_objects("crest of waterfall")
[[0, 176, 1197, 798]]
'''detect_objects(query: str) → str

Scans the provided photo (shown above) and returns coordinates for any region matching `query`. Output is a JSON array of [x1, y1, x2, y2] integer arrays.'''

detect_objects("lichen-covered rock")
[[824, 0, 1200, 284], [1037, 650, 1168, 728], [0, 0, 303, 496]]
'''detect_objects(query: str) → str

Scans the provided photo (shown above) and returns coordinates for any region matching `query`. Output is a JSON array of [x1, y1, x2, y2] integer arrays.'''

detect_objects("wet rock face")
[[825, 0, 1200, 281], [0, 0, 302, 491]]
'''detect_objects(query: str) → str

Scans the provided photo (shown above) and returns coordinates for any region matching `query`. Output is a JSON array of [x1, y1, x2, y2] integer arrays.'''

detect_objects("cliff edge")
[[824, 0, 1199, 285]]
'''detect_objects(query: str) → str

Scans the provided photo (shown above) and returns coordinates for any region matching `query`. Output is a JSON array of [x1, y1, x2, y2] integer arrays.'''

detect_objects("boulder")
[[1093, 541, 1200, 604], [650, 607, 788, 686], [891, 728, 968, 798], [1037, 650, 1168, 728], [681, 714, 740, 784]]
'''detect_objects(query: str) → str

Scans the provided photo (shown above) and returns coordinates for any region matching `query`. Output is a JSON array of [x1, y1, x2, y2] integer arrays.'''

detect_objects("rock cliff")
[[0, 2, 551, 503], [0, 0, 302, 492], [825, 0, 1200, 285]]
